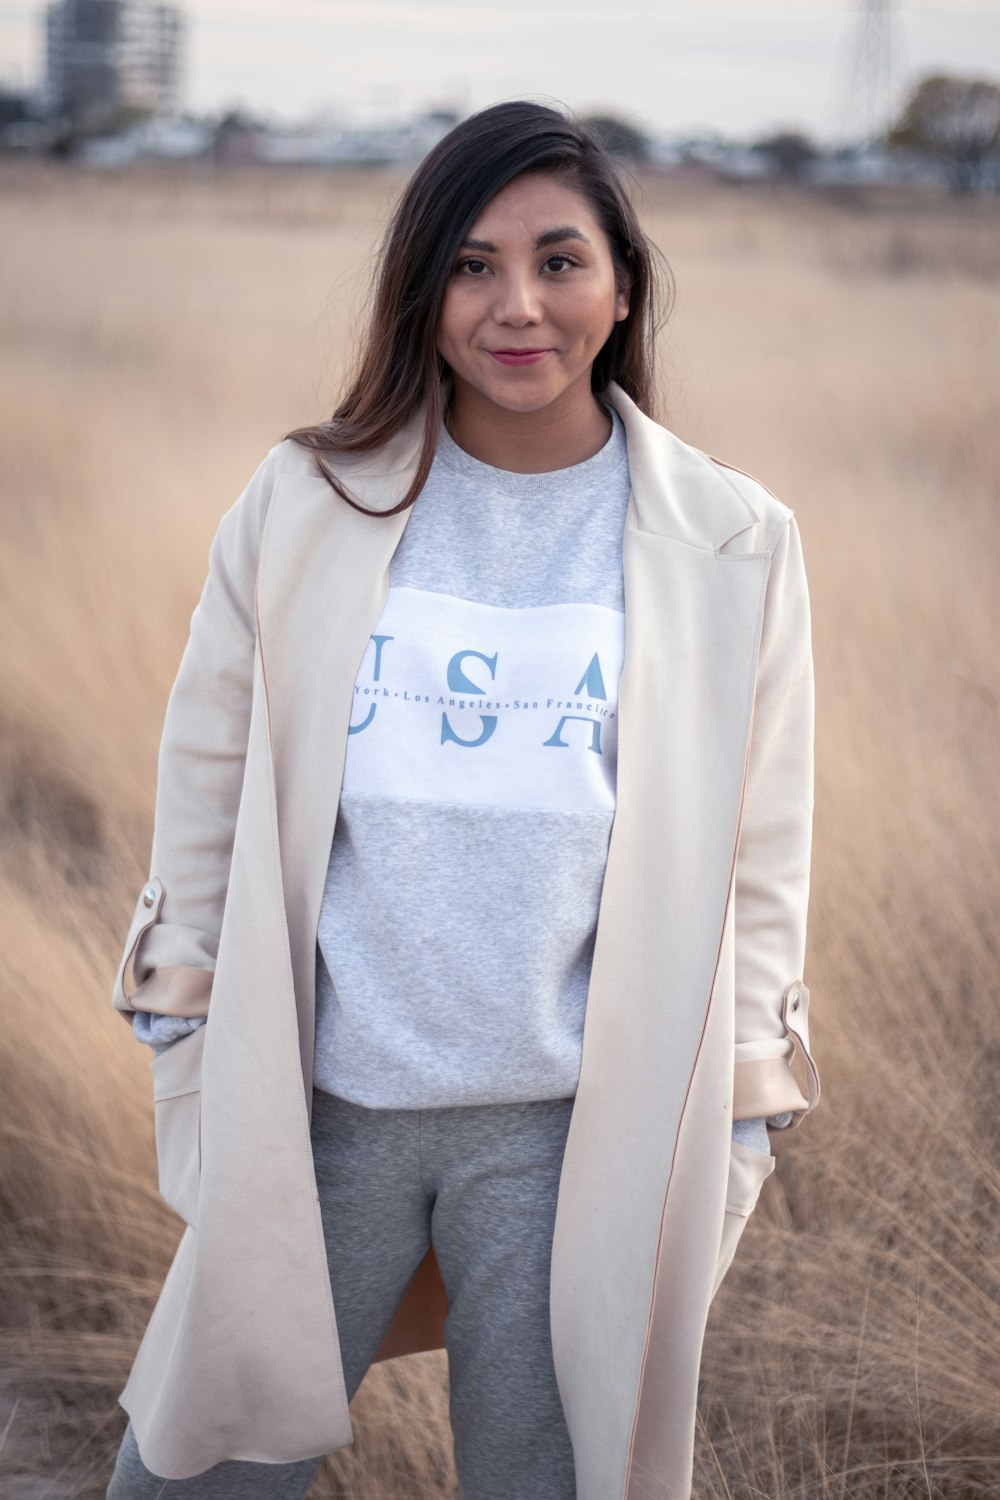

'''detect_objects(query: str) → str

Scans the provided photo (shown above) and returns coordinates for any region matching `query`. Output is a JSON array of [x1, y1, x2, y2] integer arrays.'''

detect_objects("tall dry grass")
[[0, 159, 997, 1499]]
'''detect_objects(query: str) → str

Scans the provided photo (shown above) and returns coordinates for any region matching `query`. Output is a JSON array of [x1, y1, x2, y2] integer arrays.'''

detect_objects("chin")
[[481, 380, 566, 414], [493, 391, 559, 413]]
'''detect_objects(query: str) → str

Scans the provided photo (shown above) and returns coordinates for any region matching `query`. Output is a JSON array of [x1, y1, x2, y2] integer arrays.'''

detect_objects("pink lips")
[[488, 348, 552, 366]]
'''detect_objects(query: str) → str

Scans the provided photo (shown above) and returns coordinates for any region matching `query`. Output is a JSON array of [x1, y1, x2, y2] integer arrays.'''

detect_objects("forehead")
[[467, 173, 602, 240]]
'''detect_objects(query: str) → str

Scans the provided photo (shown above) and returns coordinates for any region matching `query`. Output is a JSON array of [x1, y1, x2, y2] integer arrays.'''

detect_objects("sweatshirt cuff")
[[731, 1115, 770, 1154], [131, 1011, 207, 1055]]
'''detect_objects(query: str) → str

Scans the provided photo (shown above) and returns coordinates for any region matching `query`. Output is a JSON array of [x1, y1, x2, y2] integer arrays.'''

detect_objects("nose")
[[489, 269, 543, 327]]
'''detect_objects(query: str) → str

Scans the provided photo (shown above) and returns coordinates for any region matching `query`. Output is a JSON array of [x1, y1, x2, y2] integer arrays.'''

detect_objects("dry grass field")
[[0, 157, 998, 1498]]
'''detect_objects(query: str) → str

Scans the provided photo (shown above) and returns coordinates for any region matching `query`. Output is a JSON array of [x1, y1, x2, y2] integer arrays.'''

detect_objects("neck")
[[444, 378, 613, 473]]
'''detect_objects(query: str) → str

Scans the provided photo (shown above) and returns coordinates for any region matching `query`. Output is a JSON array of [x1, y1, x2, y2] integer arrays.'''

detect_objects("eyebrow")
[[460, 226, 593, 253]]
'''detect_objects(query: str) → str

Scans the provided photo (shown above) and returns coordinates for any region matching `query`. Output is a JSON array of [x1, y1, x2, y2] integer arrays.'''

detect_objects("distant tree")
[[103, 103, 156, 133], [214, 107, 267, 135], [750, 130, 819, 181], [44, 100, 154, 159], [212, 108, 266, 164], [0, 89, 36, 130], [890, 72, 1000, 193], [580, 113, 650, 163]]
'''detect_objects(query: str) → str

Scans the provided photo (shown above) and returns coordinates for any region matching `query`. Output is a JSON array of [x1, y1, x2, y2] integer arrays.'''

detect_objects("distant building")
[[44, 0, 184, 124]]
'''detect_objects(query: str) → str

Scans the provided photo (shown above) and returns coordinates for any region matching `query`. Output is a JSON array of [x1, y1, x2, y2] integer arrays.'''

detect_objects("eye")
[[456, 257, 490, 276], [544, 254, 578, 272]]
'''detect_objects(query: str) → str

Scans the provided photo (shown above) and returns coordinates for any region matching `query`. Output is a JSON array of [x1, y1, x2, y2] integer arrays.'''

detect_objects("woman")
[[106, 101, 819, 1500]]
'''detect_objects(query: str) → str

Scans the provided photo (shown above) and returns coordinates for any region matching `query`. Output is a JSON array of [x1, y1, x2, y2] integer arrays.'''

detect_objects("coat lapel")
[[547, 387, 773, 1496], [256, 408, 425, 1104]]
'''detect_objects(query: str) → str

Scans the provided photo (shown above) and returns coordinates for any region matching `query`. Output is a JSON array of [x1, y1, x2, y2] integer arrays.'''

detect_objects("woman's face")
[[436, 172, 630, 422]]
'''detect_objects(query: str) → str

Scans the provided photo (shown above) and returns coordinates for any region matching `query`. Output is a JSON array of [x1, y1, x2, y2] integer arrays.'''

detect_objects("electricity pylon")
[[832, 0, 909, 151]]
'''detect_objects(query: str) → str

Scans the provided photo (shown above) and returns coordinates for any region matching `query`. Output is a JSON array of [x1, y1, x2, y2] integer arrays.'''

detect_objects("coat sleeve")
[[110, 447, 279, 1029], [731, 513, 821, 1130]]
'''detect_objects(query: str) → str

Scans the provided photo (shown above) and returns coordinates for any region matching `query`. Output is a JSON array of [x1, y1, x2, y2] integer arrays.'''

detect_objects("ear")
[[614, 273, 632, 323]]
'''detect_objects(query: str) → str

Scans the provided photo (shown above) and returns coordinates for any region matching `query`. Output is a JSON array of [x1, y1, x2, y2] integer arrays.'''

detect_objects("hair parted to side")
[[282, 99, 675, 517]]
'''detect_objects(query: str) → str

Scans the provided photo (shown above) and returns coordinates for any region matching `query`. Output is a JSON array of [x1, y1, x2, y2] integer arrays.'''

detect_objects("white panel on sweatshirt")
[[342, 588, 622, 814]]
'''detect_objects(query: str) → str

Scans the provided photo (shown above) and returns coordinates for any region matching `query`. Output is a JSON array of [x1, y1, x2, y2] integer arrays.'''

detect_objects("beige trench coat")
[[110, 379, 820, 1498]]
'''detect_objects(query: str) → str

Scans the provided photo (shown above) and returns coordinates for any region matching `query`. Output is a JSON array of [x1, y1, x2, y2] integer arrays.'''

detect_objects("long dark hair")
[[282, 100, 674, 517]]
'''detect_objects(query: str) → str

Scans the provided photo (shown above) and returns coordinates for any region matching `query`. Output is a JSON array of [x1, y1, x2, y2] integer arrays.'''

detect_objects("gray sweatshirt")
[[132, 403, 786, 1149]]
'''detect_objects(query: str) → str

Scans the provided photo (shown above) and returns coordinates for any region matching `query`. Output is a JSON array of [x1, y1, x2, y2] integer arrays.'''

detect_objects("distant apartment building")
[[44, 0, 184, 124]]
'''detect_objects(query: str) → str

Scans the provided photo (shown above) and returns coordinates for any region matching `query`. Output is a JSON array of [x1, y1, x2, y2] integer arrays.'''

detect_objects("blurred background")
[[0, 2, 998, 1497]]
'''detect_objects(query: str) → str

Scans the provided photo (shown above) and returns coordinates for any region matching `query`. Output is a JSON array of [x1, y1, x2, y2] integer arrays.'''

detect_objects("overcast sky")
[[2, 1, 999, 142]]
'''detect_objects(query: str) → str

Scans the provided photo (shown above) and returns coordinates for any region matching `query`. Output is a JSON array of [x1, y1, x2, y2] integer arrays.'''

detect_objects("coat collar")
[[603, 382, 760, 550], [329, 379, 761, 553]]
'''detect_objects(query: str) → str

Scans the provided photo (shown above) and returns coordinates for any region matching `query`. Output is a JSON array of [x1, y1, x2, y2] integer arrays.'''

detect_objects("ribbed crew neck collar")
[[432, 399, 627, 499]]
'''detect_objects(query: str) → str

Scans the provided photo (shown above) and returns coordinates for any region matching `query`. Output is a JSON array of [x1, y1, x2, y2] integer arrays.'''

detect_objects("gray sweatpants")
[[107, 1087, 578, 1499]]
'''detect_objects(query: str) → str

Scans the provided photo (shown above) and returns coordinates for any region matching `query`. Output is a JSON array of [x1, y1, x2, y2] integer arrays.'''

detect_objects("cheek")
[[575, 285, 622, 340], [437, 288, 476, 353]]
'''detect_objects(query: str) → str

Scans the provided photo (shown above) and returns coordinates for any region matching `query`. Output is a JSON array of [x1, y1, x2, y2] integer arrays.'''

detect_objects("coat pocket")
[[150, 1023, 206, 1229], [710, 1138, 776, 1301]]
